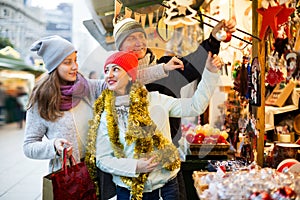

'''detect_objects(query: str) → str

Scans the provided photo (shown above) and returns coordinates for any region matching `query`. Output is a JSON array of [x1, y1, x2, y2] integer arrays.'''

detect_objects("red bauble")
[[185, 133, 195, 143], [217, 135, 227, 144], [259, 192, 272, 200], [274, 186, 296, 199], [284, 186, 296, 197], [216, 30, 232, 42], [223, 32, 232, 43], [193, 133, 205, 144]]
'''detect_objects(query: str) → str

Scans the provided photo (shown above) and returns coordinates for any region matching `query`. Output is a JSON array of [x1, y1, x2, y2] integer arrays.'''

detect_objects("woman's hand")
[[136, 156, 159, 173], [212, 17, 236, 39], [205, 52, 223, 73], [54, 138, 73, 157], [163, 56, 184, 72]]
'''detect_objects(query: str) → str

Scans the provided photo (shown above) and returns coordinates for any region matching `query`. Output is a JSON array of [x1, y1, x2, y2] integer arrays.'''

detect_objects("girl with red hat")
[[86, 51, 223, 200]]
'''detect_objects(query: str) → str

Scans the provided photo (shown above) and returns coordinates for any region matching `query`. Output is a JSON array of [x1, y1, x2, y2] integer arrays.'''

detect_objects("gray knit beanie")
[[113, 18, 147, 50], [30, 35, 76, 73]]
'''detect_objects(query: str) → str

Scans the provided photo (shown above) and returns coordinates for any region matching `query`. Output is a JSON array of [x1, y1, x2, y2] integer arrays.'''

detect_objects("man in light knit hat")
[[95, 18, 236, 200], [113, 17, 236, 145]]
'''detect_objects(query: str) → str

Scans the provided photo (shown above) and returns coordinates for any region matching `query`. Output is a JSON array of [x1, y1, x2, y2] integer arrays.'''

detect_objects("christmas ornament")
[[163, 0, 198, 26], [223, 32, 232, 42], [232, 69, 238, 78], [113, 0, 123, 25], [265, 67, 284, 86], [273, 37, 289, 58], [233, 56, 249, 97], [277, 5, 295, 38], [215, 30, 227, 41], [273, 186, 297, 199], [277, 5, 295, 25], [261, 0, 278, 9], [257, 6, 283, 39], [156, 16, 175, 42], [249, 57, 261, 106], [276, 158, 299, 173], [285, 52, 297, 81], [216, 29, 232, 43], [279, 0, 290, 5]]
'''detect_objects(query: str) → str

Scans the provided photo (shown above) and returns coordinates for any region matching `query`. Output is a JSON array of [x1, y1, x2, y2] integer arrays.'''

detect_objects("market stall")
[[189, 0, 300, 198], [0, 48, 45, 123], [85, 0, 300, 199]]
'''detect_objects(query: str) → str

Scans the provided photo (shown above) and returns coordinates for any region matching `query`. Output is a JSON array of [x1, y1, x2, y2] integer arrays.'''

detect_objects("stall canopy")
[[0, 53, 45, 77], [84, 0, 205, 50]]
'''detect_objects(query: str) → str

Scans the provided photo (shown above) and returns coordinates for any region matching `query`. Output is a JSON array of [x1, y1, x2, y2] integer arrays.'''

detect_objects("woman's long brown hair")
[[27, 70, 63, 121]]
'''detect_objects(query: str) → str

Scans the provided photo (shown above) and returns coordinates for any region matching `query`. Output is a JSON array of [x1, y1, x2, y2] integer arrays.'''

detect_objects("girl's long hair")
[[28, 70, 63, 121]]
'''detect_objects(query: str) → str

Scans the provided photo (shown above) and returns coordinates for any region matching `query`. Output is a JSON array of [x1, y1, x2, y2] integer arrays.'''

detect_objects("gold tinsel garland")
[[85, 82, 181, 200]]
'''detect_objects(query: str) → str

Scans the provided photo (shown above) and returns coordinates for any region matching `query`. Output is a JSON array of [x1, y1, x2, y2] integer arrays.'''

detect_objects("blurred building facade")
[[0, 0, 73, 58], [0, 0, 45, 57], [43, 3, 73, 42], [0, 0, 73, 117]]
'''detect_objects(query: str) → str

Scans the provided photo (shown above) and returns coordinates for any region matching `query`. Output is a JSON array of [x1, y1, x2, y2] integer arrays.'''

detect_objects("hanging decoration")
[[233, 56, 250, 97], [277, 4, 296, 38], [114, 0, 123, 25], [279, 0, 291, 5], [215, 25, 232, 43], [224, 89, 248, 150], [134, 12, 141, 23], [256, 0, 296, 90], [157, 16, 175, 42], [248, 57, 261, 106], [266, 67, 285, 86], [124, 7, 133, 18], [273, 37, 289, 59], [112, 0, 260, 54], [163, 0, 199, 26], [148, 12, 154, 28], [261, 0, 278, 9], [256, 6, 283, 39], [240, 114, 258, 163], [285, 52, 298, 82], [257, 0, 296, 40], [266, 52, 285, 87]]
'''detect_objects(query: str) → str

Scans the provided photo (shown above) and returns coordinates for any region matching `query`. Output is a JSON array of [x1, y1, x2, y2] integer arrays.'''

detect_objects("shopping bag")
[[42, 148, 97, 200]]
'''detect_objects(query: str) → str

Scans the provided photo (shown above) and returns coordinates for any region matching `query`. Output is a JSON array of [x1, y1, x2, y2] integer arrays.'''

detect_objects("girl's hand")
[[212, 17, 236, 39], [163, 56, 184, 71], [205, 52, 223, 73], [224, 17, 237, 33], [54, 138, 73, 157], [136, 156, 159, 173]]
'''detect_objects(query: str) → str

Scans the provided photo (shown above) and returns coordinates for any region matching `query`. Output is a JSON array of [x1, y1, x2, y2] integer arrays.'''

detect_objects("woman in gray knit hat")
[[23, 35, 106, 173]]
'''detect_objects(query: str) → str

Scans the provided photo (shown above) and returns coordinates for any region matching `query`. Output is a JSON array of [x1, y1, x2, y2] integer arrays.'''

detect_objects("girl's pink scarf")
[[60, 74, 89, 111]]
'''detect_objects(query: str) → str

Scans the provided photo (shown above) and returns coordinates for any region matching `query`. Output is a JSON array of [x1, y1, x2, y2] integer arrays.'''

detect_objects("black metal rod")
[[197, 19, 252, 45], [160, 3, 260, 42], [200, 12, 261, 41]]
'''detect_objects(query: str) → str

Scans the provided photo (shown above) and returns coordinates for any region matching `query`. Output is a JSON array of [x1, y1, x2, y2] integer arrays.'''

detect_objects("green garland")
[[85, 82, 181, 200]]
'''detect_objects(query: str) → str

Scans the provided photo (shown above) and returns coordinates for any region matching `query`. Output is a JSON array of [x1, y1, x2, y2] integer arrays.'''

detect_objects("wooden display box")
[[189, 144, 230, 158], [192, 171, 211, 198], [266, 81, 295, 107]]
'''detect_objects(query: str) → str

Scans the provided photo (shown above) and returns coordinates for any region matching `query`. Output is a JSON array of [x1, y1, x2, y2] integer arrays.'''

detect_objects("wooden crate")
[[189, 144, 230, 157], [266, 81, 295, 107]]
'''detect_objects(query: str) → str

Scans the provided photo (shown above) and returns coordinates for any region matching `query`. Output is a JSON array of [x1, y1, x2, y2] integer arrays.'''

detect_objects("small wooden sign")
[[265, 81, 295, 107]]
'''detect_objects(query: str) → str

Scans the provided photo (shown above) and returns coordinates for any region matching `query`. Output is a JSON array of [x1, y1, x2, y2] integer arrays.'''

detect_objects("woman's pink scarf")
[[60, 74, 89, 111]]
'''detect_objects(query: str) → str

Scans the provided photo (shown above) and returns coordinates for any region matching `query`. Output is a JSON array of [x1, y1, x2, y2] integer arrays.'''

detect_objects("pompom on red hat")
[[104, 51, 138, 81]]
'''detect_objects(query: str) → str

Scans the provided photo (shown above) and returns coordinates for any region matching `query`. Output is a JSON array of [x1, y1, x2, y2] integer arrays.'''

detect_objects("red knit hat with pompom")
[[104, 51, 138, 81]]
